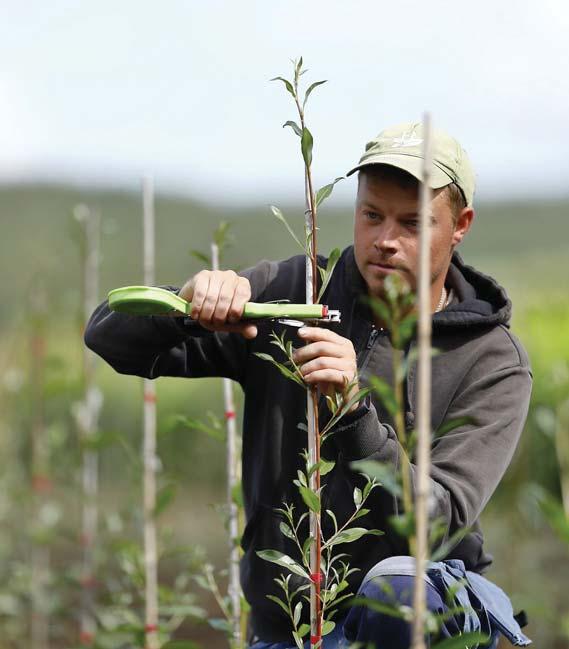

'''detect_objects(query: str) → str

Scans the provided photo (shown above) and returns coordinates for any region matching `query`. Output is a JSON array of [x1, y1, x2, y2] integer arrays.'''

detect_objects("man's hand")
[[292, 327, 361, 412], [179, 270, 258, 339]]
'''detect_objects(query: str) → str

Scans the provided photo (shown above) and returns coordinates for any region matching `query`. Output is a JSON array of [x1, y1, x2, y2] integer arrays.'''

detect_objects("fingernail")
[[298, 328, 307, 337]]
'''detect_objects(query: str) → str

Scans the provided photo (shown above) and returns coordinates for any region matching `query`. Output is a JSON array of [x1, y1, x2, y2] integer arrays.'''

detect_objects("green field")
[[1, 183, 568, 647], [1, 183, 568, 328]]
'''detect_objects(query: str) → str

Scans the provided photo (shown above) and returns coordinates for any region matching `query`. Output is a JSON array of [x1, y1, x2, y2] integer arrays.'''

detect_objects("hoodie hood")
[[340, 246, 512, 330]]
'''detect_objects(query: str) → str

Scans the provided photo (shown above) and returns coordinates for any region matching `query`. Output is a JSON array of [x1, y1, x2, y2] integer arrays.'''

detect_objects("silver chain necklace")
[[435, 286, 448, 313]]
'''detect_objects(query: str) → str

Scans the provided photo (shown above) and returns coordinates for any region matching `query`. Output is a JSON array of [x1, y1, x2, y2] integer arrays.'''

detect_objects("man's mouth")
[[369, 261, 401, 274]]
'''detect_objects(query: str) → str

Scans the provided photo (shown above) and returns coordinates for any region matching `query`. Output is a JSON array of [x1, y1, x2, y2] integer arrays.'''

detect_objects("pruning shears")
[[107, 286, 341, 326]]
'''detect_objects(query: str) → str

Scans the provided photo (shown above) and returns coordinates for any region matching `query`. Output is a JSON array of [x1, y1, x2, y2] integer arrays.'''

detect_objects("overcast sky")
[[2, 0, 568, 206]]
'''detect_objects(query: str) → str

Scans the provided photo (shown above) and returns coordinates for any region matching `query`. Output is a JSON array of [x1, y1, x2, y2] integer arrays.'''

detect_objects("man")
[[85, 122, 532, 648]]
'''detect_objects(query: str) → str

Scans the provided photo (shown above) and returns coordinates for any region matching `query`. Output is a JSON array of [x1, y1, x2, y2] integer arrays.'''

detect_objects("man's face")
[[354, 171, 465, 301]]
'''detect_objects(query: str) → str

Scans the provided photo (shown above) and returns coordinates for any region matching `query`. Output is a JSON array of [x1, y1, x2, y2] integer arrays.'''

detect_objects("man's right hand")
[[179, 270, 258, 339]]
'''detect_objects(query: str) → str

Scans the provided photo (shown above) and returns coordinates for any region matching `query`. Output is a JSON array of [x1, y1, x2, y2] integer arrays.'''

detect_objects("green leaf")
[[292, 631, 304, 649], [353, 507, 371, 521], [256, 550, 310, 579], [389, 512, 415, 538], [434, 416, 475, 439], [279, 521, 296, 541], [269, 205, 308, 254], [299, 486, 321, 513], [162, 642, 202, 649], [171, 414, 225, 442], [303, 80, 327, 108], [367, 297, 392, 328], [270, 76, 296, 98], [321, 619, 336, 636], [308, 458, 335, 478], [398, 312, 418, 345], [320, 387, 371, 436], [430, 526, 472, 562], [283, 120, 303, 137], [231, 481, 244, 507], [315, 177, 343, 208], [319, 458, 336, 476], [539, 492, 569, 544], [349, 596, 407, 619], [326, 509, 338, 533], [208, 618, 232, 632], [212, 221, 234, 257], [332, 527, 384, 545], [193, 574, 210, 591], [295, 56, 303, 80], [368, 376, 399, 417], [301, 127, 313, 168], [266, 594, 289, 615], [298, 623, 310, 638], [317, 247, 341, 303], [353, 487, 362, 507], [155, 483, 177, 517], [189, 249, 211, 266], [351, 460, 402, 498], [80, 429, 121, 451], [293, 600, 302, 626], [430, 632, 491, 649], [302, 535, 313, 563], [254, 352, 305, 387], [362, 477, 376, 499]]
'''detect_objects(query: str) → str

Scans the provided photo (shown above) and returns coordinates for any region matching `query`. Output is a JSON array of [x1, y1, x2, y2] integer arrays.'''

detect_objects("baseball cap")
[[347, 122, 475, 207]]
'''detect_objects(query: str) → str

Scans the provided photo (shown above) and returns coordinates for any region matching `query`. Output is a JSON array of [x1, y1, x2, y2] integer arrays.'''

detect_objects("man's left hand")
[[292, 327, 361, 413]]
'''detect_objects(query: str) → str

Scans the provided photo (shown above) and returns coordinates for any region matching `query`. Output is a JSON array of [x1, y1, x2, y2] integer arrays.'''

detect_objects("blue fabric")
[[249, 556, 531, 649]]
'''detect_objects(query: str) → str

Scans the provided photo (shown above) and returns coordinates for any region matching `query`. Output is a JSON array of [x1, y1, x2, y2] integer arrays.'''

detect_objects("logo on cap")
[[389, 127, 423, 148]]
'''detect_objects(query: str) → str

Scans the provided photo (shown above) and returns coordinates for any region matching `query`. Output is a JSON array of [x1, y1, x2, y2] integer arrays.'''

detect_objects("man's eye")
[[365, 211, 380, 221], [405, 220, 419, 228]]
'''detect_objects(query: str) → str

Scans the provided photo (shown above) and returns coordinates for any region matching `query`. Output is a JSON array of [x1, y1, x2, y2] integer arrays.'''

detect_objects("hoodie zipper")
[[358, 325, 384, 377], [366, 327, 380, 349]]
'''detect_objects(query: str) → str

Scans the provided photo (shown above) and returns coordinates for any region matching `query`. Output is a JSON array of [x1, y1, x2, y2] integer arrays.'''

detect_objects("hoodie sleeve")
[[84, 259, 279, 384], [332, 326, 532, 542]]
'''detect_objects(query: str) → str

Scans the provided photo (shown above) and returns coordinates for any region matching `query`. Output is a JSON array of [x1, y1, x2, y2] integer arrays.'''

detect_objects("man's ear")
[[452, 208, 475, 246]]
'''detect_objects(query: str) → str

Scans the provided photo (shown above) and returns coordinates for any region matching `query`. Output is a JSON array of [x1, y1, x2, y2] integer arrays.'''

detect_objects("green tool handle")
[[107, 285, 327, 319]]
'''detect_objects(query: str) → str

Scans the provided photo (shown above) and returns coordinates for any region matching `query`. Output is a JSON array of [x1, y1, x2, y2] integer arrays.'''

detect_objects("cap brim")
[[346, 153, 453, 189]]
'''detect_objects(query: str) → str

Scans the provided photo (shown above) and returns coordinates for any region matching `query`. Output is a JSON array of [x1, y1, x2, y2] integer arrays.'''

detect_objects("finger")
[[303, 368, 352, 389], [227, 276, 252, 324], [199, 272, 224, 323], [298, 326, 348, 344], [293, 341, 352, 364], [184, 271, 211, 320], [299, 356, 355, 378], [212, 272, 240, 326]]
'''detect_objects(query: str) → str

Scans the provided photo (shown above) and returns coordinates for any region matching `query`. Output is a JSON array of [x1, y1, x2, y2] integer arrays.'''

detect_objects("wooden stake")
[[142, 177, 160, 649], [211, 242, 242, 648], [411, 114, 433, 649], [304, 170, 322, 647]]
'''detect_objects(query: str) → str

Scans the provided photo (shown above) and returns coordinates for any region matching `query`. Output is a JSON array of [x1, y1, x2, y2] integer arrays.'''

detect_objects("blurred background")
[[1, 1, 568, 647]]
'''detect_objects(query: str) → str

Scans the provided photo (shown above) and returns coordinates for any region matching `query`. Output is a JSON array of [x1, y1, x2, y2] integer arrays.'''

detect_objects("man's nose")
[[374, 223, 400, 254]]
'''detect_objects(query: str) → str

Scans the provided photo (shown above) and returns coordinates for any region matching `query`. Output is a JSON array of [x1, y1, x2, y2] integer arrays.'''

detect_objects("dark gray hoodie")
[[84, 247, 532, 642]]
